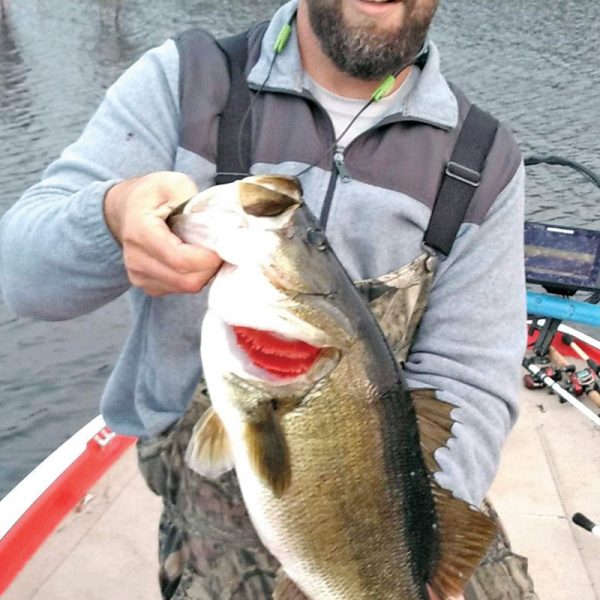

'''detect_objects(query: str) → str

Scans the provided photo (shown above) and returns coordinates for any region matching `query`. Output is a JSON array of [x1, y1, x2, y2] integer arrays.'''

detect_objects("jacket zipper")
[[333, 147, 351, 183], [320, 145, 350, 229], [319, 115, 445, 229]]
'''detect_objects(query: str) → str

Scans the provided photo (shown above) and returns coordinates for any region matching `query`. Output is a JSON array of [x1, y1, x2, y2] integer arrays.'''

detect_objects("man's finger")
[[136, 213, 222, 275], [155, 171, 199, 203], [127, 251, 217, 295], [154, 197, 193, 221]]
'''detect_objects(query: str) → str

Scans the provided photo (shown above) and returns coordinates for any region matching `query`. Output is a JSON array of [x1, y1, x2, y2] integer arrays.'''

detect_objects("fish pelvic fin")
[[411, 389, 497, 597], [429, 484, 497, 599], [185, 407, 235, 478], [244, 404, 291, 498], [273, 569, 310, 600]]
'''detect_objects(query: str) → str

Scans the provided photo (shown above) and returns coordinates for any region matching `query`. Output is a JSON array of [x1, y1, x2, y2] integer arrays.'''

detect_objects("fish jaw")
[[200, 308, 342, 394], [207, 262, 356, 353], [169, 175, 358, 351], [168, 178, 302, 268], [199, 308, 342, 497]]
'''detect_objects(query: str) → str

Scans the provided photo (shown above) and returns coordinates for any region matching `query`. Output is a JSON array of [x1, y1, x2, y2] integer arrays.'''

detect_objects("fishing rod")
[[522, 355, 600, 428], [548, 344, 600, 411], [559, 335, 600, 410], [562, 334, 600, 373]]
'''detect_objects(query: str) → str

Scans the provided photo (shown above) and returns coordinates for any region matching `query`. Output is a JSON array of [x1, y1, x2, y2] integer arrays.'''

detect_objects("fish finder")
[[524, 221, 600, 295]]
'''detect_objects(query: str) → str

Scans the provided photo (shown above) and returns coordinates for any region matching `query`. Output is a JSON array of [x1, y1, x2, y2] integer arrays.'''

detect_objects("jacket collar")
[[248, 0, 458, 131]]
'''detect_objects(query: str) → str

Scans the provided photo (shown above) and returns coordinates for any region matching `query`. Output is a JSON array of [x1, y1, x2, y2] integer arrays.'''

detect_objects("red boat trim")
[[0, 417, 136, 595]]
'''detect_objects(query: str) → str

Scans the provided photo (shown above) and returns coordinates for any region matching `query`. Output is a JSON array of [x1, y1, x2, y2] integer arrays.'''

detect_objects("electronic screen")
[[524, 221, 600, 292]]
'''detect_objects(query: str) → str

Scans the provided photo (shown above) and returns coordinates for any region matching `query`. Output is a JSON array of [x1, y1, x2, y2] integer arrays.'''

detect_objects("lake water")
[[0, 0, 599, 498]]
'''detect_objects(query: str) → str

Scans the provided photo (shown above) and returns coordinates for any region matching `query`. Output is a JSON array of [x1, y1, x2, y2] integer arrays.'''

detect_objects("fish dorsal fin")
[[429, 484, 497, 598], [185, 407, 235, 478], [412, 389, 497, 598], [412, 388, 455, 473], [244, 404, 291, 498]]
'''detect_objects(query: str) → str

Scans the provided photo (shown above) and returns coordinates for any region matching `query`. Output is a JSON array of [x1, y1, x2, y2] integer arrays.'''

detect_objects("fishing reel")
[[523, 359, 600, 401], [564, 367, 599, 400], [522, 362, 574, 390]]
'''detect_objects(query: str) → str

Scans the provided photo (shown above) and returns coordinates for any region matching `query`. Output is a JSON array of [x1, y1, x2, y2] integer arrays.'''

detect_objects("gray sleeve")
[[0, 39, 181, 320], [404, 162, 527, 506]]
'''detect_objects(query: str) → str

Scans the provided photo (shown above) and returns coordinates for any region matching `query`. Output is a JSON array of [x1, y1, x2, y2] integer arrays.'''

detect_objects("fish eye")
[[305, 227, 328, 251]]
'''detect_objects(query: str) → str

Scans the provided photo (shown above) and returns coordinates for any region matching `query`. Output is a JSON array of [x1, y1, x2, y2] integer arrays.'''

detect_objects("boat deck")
[[4, 444, 163, 600], [5, 375, 600, 600], [489, 379, 600, 600]]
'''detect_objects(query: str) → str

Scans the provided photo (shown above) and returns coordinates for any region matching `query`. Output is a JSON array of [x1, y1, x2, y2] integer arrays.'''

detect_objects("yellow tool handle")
[[587, 389, 600, 410], [548, 345, 569, 367]]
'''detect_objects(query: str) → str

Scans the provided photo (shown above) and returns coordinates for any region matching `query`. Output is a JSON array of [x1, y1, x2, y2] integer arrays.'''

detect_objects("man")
[[0, 0, 530, 598]]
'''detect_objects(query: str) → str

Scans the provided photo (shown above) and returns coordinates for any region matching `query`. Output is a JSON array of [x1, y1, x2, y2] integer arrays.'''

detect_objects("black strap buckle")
[[445, 161, 481, 187]]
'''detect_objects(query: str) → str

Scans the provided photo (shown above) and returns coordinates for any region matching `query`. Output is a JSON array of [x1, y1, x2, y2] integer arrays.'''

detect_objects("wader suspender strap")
[[423, 105, 499, 256], [214, 30, 499, 256], [214, 23, 268, 185]]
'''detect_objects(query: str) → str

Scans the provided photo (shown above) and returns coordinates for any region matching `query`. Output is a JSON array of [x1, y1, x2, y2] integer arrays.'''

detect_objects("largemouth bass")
[[168, 174, 496, 599]]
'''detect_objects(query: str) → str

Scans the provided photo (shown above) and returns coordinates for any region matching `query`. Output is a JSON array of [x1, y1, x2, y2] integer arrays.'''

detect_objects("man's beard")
[[306, 0, 438, 80]]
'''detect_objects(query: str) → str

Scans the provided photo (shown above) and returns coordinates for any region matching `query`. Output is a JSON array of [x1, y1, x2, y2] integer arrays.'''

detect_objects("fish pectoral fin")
[[185, 407, 235, 478], [273, 569, 310, 600], [412, 388, 455, 473], [244, 407, 291, 498], [429, 484, 497, 599]]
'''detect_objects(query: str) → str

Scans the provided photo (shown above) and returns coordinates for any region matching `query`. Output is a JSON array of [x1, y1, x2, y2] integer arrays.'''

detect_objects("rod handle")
[[573, 512, 596, 532], [562, 334, 591, 360], [564, 337, 600, 374], [587, 358, 600, 373], [548, 345, 569, 368], [587, 389, 600, 409]]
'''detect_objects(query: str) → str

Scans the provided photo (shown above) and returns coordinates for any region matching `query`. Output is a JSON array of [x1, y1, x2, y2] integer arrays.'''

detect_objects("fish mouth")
[[229, 325, 340, 384]]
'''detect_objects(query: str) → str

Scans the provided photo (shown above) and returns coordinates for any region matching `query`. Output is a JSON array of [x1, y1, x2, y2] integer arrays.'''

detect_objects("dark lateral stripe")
[[377, 380, 439, 591]]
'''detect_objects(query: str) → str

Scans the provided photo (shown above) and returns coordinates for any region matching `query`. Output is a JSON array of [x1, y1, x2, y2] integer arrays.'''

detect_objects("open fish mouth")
[[233, 326, 323, 380], [224, 323, 342, 385]]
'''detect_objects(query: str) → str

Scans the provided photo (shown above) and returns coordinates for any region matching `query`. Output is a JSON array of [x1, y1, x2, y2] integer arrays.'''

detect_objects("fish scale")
[[246, 342, 428, 599]]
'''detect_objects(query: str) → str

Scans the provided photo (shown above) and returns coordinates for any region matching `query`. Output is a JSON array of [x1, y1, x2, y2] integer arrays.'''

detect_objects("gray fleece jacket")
[[0, 0, 526, 505]]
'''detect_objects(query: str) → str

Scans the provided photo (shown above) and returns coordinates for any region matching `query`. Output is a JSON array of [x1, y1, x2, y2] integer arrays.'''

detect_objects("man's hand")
[[104, 172, 222, 297]]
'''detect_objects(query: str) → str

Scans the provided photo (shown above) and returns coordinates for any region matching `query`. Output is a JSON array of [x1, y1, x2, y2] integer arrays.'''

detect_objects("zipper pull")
[[333, 148, 351, 183]]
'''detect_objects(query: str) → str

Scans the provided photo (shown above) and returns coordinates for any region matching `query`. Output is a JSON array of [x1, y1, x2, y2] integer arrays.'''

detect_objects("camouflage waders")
[[137, 252, 538, 599]]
